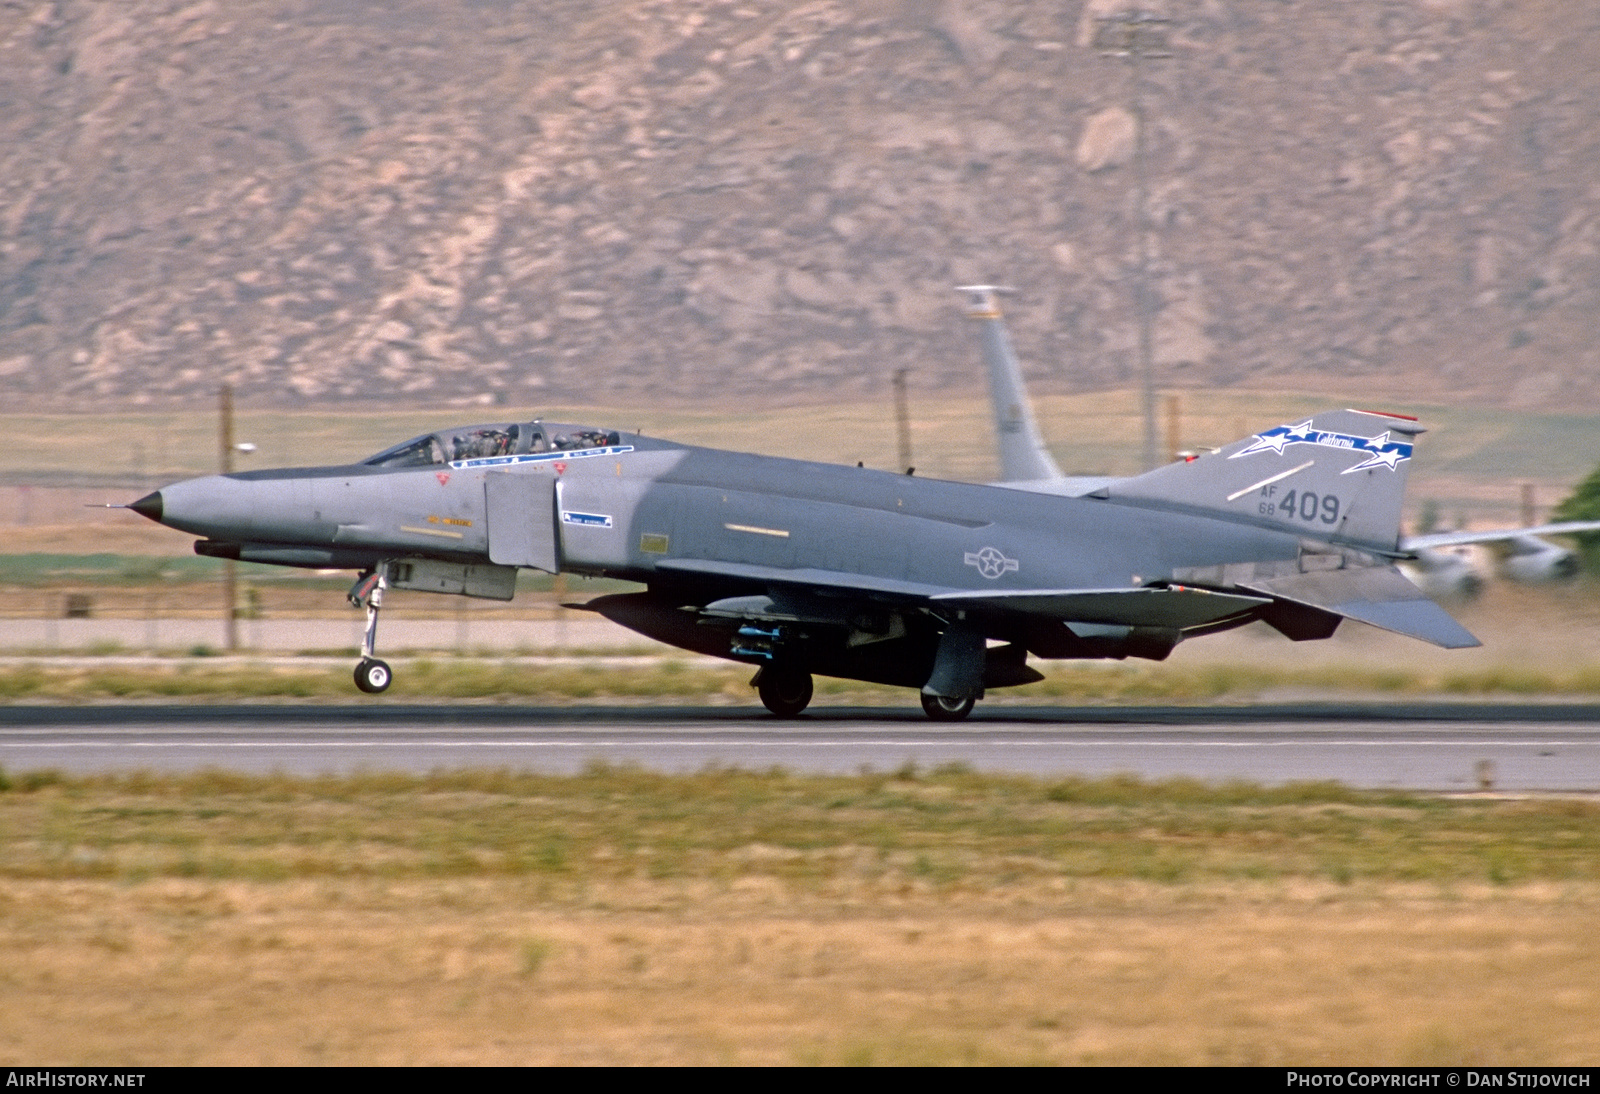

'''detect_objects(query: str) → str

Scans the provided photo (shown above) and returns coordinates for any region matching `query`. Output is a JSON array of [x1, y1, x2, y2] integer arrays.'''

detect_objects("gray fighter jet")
[[127, 398, 1486, 719]]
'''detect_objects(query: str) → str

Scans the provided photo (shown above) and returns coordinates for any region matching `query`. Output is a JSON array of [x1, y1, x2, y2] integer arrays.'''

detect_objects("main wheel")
[[354, 658, 392, 694], [757, 667, 813, 718], [920, 692, 975, 722]]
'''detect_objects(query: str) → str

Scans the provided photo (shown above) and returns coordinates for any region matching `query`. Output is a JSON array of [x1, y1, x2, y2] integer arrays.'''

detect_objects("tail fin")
[[1107, 408, 1422, 553], [958, 286, 1064, 483], [1108, 408, 1479, 648]]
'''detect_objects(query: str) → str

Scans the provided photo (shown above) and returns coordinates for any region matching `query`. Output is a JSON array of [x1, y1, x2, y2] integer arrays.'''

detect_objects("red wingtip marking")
[[1349, 408, 1420, 421]]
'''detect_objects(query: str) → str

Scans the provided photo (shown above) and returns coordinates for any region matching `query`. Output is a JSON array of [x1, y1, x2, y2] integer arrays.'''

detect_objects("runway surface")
[[5, 703, 1600, 790]]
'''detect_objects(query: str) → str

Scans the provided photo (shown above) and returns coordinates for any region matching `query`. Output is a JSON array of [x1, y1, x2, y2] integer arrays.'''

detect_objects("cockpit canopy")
[[362, 420, 622, 468]]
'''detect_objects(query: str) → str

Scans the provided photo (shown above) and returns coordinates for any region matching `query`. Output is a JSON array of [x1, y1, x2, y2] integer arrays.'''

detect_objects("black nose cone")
[[129, 491, 164, 523]]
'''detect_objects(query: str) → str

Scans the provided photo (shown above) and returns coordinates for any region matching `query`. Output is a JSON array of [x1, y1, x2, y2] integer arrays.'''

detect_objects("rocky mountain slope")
[[1, 0, 1596, 409]]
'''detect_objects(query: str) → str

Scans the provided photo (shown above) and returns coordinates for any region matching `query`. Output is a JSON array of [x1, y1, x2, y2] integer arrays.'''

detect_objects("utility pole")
[[219, 383, 238, 652], [891, 368, 914, 474], [1094, 9, 1172, 471]]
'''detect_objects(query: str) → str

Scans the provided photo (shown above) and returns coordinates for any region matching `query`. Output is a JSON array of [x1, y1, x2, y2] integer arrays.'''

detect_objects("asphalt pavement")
[[4, 702, 1599, 791]]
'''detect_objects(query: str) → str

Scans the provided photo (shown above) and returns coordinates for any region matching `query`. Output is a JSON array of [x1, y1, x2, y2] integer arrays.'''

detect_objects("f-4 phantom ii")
[[129, 392, 1501, 719], [960, 284, 1600, 603]]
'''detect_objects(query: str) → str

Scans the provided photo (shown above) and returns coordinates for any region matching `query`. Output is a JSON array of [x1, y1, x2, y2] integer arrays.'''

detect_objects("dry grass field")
[[6, 877, 1598, 1065], [1, 769, 1597, 1066]]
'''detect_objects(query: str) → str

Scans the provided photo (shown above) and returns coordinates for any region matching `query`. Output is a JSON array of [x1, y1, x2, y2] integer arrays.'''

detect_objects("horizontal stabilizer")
[[1240, 566, 1481, 649], [932, 586, 1270, 629]]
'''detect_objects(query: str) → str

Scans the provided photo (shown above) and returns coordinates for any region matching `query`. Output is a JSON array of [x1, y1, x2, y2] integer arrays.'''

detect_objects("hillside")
[[1, 0, 1597, 409]]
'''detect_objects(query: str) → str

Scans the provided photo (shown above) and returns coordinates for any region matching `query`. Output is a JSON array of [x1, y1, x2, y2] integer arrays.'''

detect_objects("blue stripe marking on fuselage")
[[561, 511, 613, 528], [450, 445, 634, 470]]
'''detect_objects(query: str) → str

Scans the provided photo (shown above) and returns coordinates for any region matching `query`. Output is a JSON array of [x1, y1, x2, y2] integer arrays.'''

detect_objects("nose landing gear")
[[355, 657, 392, 694], [349, 566, 393, 694]]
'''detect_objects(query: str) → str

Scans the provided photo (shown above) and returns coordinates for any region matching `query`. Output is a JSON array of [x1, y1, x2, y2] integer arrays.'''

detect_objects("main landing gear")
[[919, 692, 976, 722], [348, 567, 392, 694], [754, 665, 813, 718], [752, 666, 978, 721]]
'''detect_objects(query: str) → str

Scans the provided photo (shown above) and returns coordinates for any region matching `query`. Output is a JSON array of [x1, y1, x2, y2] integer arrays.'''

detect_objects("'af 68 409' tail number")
[[1260, 489, 1341, 525]]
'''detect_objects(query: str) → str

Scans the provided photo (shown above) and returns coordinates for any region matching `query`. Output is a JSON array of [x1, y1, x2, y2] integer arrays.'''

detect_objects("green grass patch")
[[11, 657, 1600, 702], [0, 553, 316, 588], [0, 767, 1595, 889]]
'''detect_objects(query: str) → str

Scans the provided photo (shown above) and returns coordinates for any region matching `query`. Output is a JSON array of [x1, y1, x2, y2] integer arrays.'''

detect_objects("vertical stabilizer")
[[958, 286, 1064, 483], [1109, 408, 1423, 553]]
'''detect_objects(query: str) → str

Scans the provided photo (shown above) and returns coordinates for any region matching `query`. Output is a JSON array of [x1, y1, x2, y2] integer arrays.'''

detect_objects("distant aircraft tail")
[[958, 286, 1064, 483], [1108, 408, 1422, 553]]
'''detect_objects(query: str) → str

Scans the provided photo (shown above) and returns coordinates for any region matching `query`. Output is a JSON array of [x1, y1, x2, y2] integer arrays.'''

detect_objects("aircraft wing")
[[659, 559, 1266, 628], [658, 554, 1479, 648], [1403, 520, 1600, 552]]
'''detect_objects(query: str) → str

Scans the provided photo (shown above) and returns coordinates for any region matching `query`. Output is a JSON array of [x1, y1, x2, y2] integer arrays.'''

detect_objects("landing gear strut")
[[921, 621, 981, 721], [754, 665, 813, 718], [349, 566, 392, 694]]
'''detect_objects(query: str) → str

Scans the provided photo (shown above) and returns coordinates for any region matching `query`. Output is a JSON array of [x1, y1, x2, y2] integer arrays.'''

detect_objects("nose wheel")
[[349, 566, 395, 694], [354, 657, 392, 693]]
